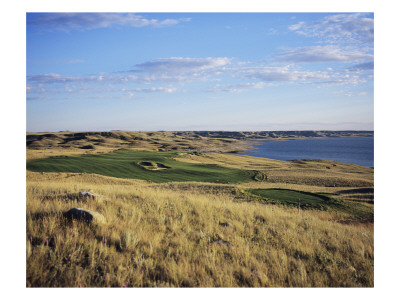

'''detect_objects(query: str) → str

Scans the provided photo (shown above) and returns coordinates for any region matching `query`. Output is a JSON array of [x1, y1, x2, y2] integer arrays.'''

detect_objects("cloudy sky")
[[26, 12, 374, 132]]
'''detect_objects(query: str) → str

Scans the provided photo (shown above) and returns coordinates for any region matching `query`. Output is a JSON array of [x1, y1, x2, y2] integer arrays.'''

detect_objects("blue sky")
[[26, 12, 374, 132]]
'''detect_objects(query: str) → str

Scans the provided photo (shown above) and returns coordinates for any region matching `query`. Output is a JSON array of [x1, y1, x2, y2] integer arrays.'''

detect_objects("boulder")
[[78, 190, 105, 202], [63, 208, 105, 224]]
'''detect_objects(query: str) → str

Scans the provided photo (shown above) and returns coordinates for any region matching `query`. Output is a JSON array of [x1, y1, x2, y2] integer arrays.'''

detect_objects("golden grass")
[[26, 170, 150, 186], [26, 147, 115, 161], [27, 172, 373, 287], [26, 131, 252, 160]]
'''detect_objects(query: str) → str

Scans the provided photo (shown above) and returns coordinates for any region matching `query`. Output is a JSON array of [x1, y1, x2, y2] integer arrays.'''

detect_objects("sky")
[[26, 12, 374, 132]]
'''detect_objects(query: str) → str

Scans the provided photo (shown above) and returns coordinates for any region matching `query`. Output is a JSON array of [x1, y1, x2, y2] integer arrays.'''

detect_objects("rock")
[[78, 190, 105, 202], [63, 208, 105, 224]]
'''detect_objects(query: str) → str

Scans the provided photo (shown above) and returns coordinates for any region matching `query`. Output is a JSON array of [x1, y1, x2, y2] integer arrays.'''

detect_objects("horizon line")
[[26, 129, 375, 133]]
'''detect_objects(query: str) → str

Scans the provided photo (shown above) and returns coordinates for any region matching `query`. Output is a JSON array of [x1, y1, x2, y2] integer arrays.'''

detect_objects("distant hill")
[[26, 130, 373, 153], [171, 130, 373, 139]]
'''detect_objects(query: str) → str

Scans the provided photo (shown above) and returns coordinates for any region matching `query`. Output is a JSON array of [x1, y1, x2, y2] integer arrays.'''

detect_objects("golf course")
[[26, 131, 374, 288], [26, 150, 259, 184]]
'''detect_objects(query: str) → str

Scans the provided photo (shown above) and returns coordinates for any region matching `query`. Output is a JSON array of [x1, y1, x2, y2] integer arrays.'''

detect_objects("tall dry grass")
[[27, 172, 373, 287]]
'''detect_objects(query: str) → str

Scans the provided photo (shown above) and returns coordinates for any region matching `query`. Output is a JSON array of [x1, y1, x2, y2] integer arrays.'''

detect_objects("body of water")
[[237, 136, 374, 167]]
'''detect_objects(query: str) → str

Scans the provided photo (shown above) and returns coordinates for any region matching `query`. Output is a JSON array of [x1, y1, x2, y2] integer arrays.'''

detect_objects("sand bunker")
[[138, 161, 169, 171]]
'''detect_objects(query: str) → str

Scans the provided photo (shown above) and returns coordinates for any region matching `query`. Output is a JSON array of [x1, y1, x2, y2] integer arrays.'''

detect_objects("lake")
[[237, 136, 374, 167]]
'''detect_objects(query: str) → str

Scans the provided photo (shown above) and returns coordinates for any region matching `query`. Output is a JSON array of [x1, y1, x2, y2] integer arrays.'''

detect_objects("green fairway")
[[26, 150, 256, 183], [247, 188, 339, 210], [246, 188, 373, 221]]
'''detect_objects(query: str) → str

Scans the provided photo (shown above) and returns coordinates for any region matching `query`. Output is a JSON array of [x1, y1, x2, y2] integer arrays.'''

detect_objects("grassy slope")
[[26, 132, 374, 287], [26, 131, 251, 157], [26, 150, 256, 184], [176, 153, 374, 187], [246, 188, 373, 222], [27, 172, 373, 287], [27, 149, 373, 188], [247, 188, 336, 209]]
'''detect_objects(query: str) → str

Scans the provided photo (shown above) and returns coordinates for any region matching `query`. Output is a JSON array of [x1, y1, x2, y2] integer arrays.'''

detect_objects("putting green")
[[247, 188, 337, 210]]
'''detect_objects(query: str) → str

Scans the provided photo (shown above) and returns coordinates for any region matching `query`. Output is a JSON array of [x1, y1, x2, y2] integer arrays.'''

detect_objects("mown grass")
[[26, 173, 374, 287], [247, 188, 336, 209], [246, 188, 373, 222], [26, 150, 256, 184]]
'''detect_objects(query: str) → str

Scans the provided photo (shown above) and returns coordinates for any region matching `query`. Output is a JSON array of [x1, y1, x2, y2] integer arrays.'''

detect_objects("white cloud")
[[238, 66, 329, 82], [28, 13, 191, 31], [28, 59, 225, 89], [27, 55, 373, 102], [128, 57, 231, 83], [132, 87, 178, 93], [27, 73, 92, 84], [332, 90, 369, 97], [65, 59, 85, 64], [276, 45, 373, 63], [289, 13, 374, 44], [207, 82, 274, 93], [207, 84, 244, 93], [288, 21, 305, 31], [26, 96, 51, 101], [347, 61, 374, 72], [133, 57, 231, 74]]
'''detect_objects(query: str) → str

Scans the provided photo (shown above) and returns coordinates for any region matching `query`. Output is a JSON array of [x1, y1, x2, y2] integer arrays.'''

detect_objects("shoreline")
[[224, 135, 374, 154], [228, 136, 374, 168], [26, 131, 374, 161]]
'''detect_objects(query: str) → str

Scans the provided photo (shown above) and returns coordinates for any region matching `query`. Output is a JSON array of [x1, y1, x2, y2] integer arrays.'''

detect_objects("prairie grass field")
[[26, 131, 374, 287]]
